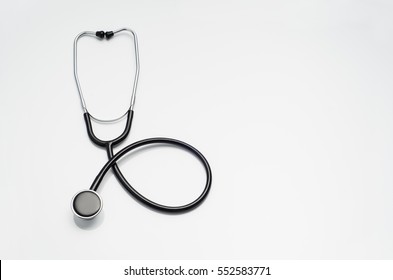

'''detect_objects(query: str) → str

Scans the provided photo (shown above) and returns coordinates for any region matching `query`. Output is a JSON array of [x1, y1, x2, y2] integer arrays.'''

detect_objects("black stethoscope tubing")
[[84, 110, 212, 213]]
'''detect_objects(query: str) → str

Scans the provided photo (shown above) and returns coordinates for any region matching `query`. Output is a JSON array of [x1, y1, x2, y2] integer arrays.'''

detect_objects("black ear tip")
[[96, 31, 105, 39], [105, 31, 114, 39]]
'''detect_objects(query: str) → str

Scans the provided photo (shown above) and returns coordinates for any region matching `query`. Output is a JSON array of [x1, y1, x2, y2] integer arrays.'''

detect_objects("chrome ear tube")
[[73, 28, 140, 122]]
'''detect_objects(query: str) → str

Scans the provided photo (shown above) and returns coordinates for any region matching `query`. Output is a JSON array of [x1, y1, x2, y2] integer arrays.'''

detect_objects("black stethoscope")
[[71, 28, 212, 220]]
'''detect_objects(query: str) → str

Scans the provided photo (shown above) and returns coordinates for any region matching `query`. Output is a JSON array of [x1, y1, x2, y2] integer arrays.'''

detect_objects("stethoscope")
[[71, 28, 212, 220]]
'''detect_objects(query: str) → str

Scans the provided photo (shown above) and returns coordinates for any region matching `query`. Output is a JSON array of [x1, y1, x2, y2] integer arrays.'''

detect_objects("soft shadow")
[[73, 210, 105, 230]]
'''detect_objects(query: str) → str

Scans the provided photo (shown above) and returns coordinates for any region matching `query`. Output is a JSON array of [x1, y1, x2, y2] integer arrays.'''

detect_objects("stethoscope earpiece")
[[71, 190, 103, 220], [95, 30, 114, 40]]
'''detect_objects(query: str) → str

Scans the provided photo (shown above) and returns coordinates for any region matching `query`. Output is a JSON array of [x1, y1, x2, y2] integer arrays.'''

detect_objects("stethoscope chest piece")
[[71, 190, 103, 220]]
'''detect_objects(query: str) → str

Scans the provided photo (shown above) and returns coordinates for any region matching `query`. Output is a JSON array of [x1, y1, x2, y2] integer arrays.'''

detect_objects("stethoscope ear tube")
[[74, 28, 139, 119]]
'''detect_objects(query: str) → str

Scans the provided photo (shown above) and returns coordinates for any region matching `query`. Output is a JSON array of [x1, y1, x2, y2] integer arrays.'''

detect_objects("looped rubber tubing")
[[89, 137, 212, 213]]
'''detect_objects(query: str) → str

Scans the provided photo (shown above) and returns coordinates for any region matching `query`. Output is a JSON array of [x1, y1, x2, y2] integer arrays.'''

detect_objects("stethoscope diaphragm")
[[71, 190, 103, 220]]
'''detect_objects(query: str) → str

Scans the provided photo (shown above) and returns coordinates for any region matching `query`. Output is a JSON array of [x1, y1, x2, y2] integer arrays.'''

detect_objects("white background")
[[0, 0, 393, 259]]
